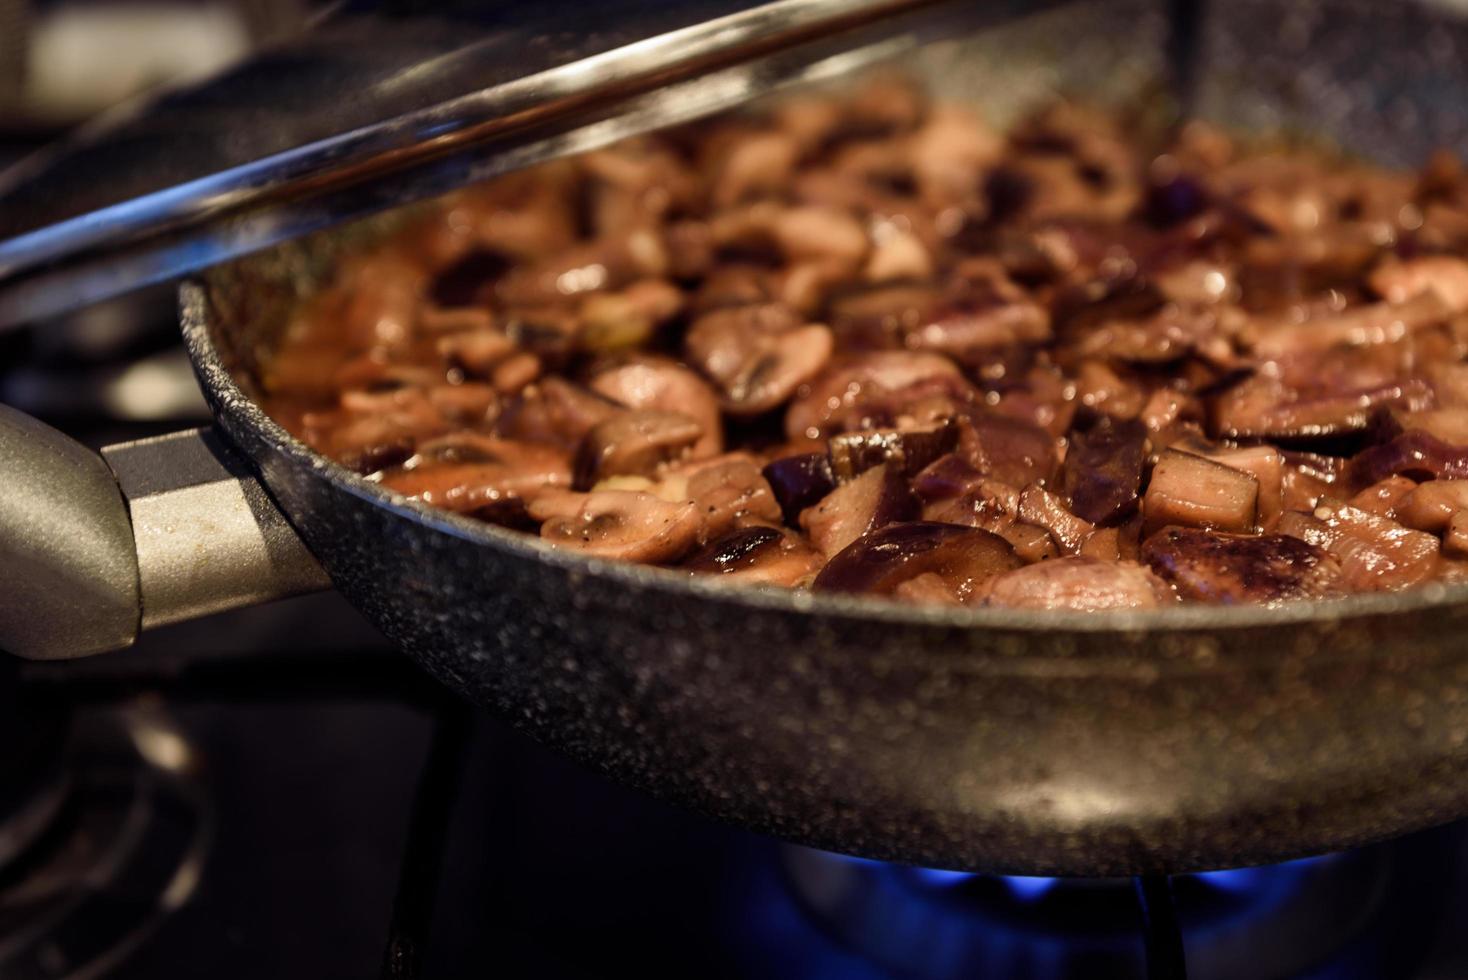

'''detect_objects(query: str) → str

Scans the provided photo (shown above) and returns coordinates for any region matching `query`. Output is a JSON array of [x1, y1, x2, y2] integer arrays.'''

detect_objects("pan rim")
[[180, 279, 1468, 637]]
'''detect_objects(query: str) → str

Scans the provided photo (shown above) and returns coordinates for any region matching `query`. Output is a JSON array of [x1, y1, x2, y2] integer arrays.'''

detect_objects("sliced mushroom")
[[573, 409, 704, 489], [380, 436, 572, 512], [588, 355, 724, 458], [496, 377, 623, 450], [785, 351, 969, 442], [983, 557, 1176, 610], [578, 279, 685, 354], [532, 489, 702, 563], [681, 457, 782, 541], [685, 304, 834, 415], [1141, 527, 1345, 604], [1368, 255, 1468, 310]]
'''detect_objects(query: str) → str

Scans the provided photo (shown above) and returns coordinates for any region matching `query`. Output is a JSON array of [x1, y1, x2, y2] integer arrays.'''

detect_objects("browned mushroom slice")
[[1063, 416, 1147, 525], [1141, 527, 1346, 604], [496, 377, 623, 450], [532, 489, 702, 563], [1277, 500, 1441, 592], [1143, 449, 1259, 536], [302, 387, 450, 474], [712, 131, 800, 207], [827, 419, 958, 482], [588, 355, 724, 458], [813, 522, 1020, 600], [680, 457, 782, 542], [573, 410, 703, 489], [379, 436, 571, 512], [686, 305, 835, 416], [494, 229, 669, 307], [864, 230, 934, 283], [1398, 479, 1468, 532], [785, 351, 968, 441], [828, 284, 941, 350], [1017, 484, 1095, 555], [578, 279, 685, 353], [1367, 255, 1468, 310], [772, 206, 870, 269], [436, 328, 516, 377], [983, 557, 1177, 610], [800, 463, 918, 556], [682, 526, 822, 587]]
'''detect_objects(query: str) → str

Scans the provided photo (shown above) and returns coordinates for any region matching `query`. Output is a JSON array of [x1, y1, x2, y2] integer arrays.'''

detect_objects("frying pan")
[[8, 0, 1468, 878]]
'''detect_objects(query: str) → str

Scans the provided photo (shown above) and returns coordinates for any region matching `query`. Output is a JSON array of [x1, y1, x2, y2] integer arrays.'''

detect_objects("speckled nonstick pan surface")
[[182, 0, 1468, 875]]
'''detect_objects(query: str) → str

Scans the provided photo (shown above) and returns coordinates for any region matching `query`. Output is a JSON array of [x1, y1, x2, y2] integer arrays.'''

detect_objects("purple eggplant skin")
[[827, 419, 959, 483], [683, 526, 786, 574], [1350, 429, 1468, 486], [813, 521, 1020, 596], [1064, 415, 1148, 526], [763, 453, 837, 524], [912, 453, 986, 503], [965, 413, 1059, 488]]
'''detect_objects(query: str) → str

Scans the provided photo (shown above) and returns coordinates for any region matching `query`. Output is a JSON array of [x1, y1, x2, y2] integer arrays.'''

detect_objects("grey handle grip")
[[0, 404, 329, 660]]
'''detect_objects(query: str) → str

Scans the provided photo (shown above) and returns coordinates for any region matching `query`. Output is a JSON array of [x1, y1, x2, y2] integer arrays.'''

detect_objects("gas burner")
[[0, 705, 211, 980], [779, 835, 1460, 980]]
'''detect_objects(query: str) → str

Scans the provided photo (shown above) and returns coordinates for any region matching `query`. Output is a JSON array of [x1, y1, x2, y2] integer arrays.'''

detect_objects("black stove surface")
[[10, 592, 1468, 980]]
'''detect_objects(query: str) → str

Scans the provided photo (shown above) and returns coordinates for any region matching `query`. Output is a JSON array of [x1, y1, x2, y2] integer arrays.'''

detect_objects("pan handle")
[[0, 404, 329, 660]]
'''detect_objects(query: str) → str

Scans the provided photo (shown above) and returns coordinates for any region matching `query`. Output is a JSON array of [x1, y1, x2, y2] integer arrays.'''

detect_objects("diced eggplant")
[[1143, 449, 1259, 535], [799, 464, 919, 556], [911, 453, 987, 503], [1350, 430, 1468, 485], [1017, 484, 1095, 555], [813, 521, 1021, 599], [682, 526, 822, 587], [1398, 479, 1468, 532], [827, 419, 958, 482], [1348, 476, 1418, 518], [963, 413, 1060, 489], [1063, 415, 1147, 525], [762, 453, 837, 524]]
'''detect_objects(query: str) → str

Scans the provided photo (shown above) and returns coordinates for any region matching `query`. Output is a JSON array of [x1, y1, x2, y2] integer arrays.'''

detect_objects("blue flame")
[[1001, 875, 1061, 901]]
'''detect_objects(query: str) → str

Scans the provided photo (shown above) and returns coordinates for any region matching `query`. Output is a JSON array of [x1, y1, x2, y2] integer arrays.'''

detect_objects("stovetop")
[[7, 588, 1468, 980]]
